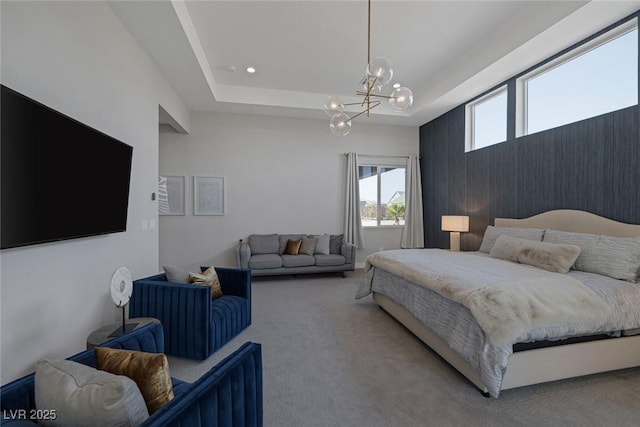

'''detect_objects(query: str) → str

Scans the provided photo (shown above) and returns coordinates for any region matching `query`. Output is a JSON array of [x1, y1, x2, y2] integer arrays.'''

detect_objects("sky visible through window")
[[474, 89, 507, 149], [527, 28, 638, 134], [359, 167, 405, 204], [472, 27, 637, 147]]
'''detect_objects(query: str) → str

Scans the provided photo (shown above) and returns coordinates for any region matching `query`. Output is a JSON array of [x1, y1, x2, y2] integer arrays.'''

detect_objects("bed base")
[[373, 292, 640, 394]]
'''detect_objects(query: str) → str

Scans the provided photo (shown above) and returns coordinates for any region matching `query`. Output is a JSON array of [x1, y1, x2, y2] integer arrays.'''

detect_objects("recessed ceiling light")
[[224, 65, 237, 72], [393, 83, 401, 89], [246, 67, 256, 74]]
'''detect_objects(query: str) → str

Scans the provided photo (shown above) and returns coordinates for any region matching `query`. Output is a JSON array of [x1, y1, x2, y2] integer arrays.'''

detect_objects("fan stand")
[[108, 301, 139, 338]]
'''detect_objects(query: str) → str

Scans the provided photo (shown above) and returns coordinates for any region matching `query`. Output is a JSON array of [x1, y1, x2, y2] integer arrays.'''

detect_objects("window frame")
[[357, 158, 407, 228], [464, 85, 508, 152], [516, 18, 638, 137]]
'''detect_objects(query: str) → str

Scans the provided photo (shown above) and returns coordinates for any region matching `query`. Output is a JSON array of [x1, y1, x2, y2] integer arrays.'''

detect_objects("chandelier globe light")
[[329, 112, 352, 136], [366, 56, 393, 88], [324, 96, 344, 117], [389, 86, 414, 112], [326, 0, 413, 135]]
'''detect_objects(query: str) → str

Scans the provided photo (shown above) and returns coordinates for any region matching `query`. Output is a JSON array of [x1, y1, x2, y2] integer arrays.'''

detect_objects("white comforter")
[[358, 249, 610, 345], [357, 249, 640, 397]]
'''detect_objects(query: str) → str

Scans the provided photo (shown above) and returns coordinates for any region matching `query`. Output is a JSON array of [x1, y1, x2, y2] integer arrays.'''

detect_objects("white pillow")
[[314, 234, 331, 255], [163, 264, 202, 284], [490, 235, 581, 274], [35, 358, 149, 427], [478, 225, 545, 254], [544, 229, 640, 282]]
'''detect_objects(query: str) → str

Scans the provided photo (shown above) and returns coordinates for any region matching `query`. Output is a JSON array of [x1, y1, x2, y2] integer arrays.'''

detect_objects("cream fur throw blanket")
[[358, 249, 611, 345]]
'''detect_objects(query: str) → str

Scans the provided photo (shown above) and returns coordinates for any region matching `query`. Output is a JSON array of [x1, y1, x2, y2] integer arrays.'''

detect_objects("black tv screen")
[[1, 84, 133, 249]]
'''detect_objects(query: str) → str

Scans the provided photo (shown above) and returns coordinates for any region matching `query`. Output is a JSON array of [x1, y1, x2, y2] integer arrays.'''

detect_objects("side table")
[[86, 317, 160, 349]]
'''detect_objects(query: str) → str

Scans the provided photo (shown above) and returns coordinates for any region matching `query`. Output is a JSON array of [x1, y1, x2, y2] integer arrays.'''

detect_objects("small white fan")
[[108, 266, 139, 337]]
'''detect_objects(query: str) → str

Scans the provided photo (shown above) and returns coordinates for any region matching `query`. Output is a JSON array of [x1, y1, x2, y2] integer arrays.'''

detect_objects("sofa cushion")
[[249, 254, 282, 269], [330, 234, 344, 254], [248, 234, 280, 255], [299, 236, 318, 255], [35, 358, 149, 427], [95, 347, 174, 414], [315, 254, 346, 267], [284, 239, 303, 255], [189, 266, 223, 298], [279, 234, 304, 254], [282, 254, 315, 267], [314, 234, 331, 255]]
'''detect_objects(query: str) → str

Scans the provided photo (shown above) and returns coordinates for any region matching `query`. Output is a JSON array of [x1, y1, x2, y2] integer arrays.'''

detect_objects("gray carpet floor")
[[168, 270, 640, 427]]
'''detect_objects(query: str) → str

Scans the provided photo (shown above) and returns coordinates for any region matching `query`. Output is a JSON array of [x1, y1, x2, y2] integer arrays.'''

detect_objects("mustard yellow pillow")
[[94, 347, 173, 414], [189, 266, 223, 298], [284, 239, 302, 255]]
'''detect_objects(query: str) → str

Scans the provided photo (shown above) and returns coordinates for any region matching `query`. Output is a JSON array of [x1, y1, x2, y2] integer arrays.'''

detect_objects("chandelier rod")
[[324, 0, 413, 135], [368, 0, 371, 66], [351, 101, 381, 121], [367, 0, 372, 117]]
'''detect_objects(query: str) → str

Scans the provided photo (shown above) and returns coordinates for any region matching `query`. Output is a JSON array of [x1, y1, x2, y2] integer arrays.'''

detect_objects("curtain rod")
[[343, 153, 419, 159]]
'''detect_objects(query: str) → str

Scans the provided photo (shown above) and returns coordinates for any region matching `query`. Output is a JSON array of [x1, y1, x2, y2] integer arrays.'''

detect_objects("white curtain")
[[401, 155, 424, 249], [344, 152, 365, 248]]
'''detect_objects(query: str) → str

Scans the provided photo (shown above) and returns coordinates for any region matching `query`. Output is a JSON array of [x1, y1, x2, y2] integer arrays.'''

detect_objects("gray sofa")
[[236, 233, 355, 277]]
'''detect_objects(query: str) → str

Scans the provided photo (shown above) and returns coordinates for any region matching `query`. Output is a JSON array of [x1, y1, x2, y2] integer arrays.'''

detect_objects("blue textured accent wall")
[[420, 105, 639, 250]]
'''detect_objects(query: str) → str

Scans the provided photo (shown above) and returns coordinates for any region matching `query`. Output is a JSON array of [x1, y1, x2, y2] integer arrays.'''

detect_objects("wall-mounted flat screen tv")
[[1, 84, 133, 250]]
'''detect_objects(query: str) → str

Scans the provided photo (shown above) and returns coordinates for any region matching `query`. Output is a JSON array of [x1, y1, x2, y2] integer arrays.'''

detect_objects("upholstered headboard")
[[494, 210, 640, 238]]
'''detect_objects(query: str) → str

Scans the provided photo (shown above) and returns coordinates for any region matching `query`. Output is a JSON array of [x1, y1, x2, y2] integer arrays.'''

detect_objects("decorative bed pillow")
[[95, 348, 174, 414], [490, 235, 581, 273], [163, 264, 202, 284], [35, 358, 149, 427], [543, 229, 640, 282], [299, 237, 318, 256], [248, 234, 280, 255], [284, 239, 303, 255], [189, 266, 223, 298], [478, 226, 545, 254], [314, 234, 331, 255]]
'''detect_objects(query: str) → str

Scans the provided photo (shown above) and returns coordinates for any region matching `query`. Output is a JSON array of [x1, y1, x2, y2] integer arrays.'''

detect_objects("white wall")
[[0, 1, 189, 383], [159, 112, 419, 269]]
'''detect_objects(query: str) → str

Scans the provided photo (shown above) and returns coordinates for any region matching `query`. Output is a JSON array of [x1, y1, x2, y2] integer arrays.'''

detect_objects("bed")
[[356, 210, 640, 397]]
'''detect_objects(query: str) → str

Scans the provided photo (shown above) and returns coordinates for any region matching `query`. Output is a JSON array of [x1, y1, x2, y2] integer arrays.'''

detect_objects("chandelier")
[[324, 0, 414, 136]]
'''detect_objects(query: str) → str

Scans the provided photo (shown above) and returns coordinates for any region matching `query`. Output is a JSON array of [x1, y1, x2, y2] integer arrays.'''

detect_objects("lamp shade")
[[441, 215, 469, 232]]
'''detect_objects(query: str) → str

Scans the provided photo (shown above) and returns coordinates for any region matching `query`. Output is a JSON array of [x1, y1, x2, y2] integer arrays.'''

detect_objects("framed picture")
[[158, 175, 185, 215], [194, 176, 225, 216]]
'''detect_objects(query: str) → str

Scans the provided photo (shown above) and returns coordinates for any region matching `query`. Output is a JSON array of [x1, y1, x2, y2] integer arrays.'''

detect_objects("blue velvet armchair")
[[129, 267, 251, 360], [0, 322, 263, 427]]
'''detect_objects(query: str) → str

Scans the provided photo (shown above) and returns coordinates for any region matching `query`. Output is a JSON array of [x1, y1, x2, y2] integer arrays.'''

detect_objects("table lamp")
[[441, 215, 469, 252]]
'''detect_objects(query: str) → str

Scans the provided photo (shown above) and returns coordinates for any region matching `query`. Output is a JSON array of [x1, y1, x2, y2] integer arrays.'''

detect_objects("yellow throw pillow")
[[189, 266, 223, 298], [284, 239, 302, 255], [94, 347, 174, 414]]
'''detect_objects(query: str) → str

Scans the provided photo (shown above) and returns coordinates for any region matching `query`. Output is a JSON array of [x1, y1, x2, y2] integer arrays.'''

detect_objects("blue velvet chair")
[[0, 322, 263, 427], [130, 267, 251, 360]]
